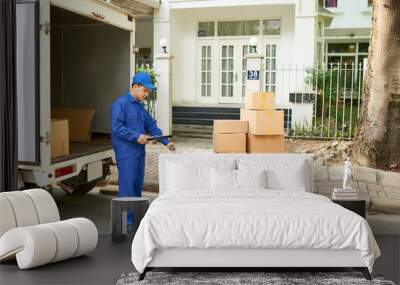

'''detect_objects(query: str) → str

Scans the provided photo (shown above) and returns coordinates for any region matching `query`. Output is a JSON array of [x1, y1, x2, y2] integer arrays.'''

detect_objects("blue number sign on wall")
[[247, 70, 260, 80]]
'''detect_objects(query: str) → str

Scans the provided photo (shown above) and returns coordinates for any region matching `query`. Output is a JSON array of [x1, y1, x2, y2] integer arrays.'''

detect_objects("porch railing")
[[276, 63, 365, 140]]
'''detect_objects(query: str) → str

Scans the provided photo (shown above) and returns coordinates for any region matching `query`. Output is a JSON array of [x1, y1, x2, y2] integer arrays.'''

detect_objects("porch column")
[[154, 54, 173, 135], [245, 53, 263, 94], [153, 0, 170, 57], [290, 0, 318, 126], [153, 0, 172, 135], [293, 0, 317, 67]]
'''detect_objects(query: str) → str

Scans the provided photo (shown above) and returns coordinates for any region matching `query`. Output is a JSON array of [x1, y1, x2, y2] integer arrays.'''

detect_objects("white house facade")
[[323, 0, 371, 68], [135, 0, 372, 133]]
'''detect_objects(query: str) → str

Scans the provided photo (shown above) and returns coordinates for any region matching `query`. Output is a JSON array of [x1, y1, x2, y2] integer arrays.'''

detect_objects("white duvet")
[[131, 190, 380, 273]]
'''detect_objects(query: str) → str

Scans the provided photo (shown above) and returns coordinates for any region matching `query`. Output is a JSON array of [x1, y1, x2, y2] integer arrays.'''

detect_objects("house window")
[[326, 42, 369, 68], [217, 21, 260, 36], [198, 22, 215, 37], [325, 42, 369, 94], [278, 108, 292, 130], [327, 43, 356, 53], [201, 46, 212, 97], [200, 19, 281, 37], [324, 0, 337, 8], [357, 42, 369, 68], [136, 48, 152, 66], [289, 93, 316, 104], [265, 44, 277, 92], [358, 42, 369, 53], [262, 20, 281, 35]]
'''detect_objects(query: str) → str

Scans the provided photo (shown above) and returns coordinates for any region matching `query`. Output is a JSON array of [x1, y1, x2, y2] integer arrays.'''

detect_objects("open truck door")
[[17, 0, 140, 193], [17, 0, 52, 187]]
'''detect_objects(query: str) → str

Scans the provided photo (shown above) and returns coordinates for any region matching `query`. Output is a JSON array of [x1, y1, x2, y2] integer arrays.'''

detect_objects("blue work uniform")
[[110, 92, 169, 225]]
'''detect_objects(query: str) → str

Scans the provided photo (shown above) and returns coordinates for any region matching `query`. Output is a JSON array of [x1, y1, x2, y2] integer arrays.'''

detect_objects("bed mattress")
[[131, 190, 380, 273]]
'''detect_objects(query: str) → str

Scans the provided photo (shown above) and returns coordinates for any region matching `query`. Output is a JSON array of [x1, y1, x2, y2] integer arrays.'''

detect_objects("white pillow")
[[211, 169, 267, 190], [236, 169, 267, 189], [238, 159, 308, 191], [167, 160, 236, 192], [211, 168, 236, 190], [167, 163, 210, 191], [266, 164, 307, 191]]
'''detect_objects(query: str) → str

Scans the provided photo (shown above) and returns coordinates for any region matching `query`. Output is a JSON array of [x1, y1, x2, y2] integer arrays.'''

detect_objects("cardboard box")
[[52, 108, 95, 142], [51, 119, 69, 158], [240, 109, 284, 135], [247, 134, 285, 153], [245, 92, 275, 110], [213, 120, 248, 134], [213, 133, 246, 153]]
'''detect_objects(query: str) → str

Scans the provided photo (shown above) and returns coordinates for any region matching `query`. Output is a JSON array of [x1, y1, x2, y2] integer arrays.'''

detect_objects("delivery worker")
[[110, 72, 176, 229]]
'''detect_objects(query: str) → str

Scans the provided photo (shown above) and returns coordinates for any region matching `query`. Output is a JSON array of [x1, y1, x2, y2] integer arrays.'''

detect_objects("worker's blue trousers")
[[116, 156, 145, 225]]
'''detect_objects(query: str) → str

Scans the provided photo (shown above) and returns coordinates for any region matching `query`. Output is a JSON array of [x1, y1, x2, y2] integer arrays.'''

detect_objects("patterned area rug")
[[116, 271, 395, 285]]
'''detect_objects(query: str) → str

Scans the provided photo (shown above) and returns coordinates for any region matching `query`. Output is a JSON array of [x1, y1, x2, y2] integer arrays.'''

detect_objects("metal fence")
[[277, 63, 365, 140]]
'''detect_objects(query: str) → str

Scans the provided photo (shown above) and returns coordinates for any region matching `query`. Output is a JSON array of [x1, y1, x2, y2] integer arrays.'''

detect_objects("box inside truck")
[[50, 5, 131, 163]]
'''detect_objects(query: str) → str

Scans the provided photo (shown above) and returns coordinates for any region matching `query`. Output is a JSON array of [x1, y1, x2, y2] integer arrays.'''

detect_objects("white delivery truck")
[[16, 0, 137, 193]]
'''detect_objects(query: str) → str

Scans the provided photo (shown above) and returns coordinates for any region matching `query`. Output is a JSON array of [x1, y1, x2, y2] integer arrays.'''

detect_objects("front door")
[[196, 39, 279, 105], [219, 40, 266, 104], [218, 40, 242, 104]]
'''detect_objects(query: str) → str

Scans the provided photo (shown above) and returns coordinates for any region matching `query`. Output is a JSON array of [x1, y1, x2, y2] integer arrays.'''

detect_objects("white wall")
[[325, 0, 371, 30], [51, 25, 131, 133], [170, 0, 296, 9], [136, 17, 153, 48], [170, 4, 296, 105], [291, 103, 314, 127]]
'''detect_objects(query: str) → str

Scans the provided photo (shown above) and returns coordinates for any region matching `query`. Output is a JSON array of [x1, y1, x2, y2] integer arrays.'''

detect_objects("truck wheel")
[[70, 180, 98, 195], [59, 159, 112, 195], [58, 179, 99, 195], [24, 183, 38, 190]]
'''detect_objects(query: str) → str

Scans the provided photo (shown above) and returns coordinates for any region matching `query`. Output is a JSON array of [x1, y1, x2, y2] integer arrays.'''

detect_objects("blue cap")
[[132, 72, 156, 90]]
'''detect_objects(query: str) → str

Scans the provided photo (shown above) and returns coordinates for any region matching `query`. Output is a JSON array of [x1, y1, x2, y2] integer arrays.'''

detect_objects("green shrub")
[[135, 65, 158, 118]]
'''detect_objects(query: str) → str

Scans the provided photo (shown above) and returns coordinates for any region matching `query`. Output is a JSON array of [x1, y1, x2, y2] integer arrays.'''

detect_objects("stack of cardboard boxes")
[[213, 120, 248, 153], [212, 92, 285, 153], [240, 92, 285, 153]]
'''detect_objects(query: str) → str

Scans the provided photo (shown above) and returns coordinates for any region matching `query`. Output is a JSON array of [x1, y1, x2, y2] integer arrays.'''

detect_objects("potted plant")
[[136, 64, 158, 118]]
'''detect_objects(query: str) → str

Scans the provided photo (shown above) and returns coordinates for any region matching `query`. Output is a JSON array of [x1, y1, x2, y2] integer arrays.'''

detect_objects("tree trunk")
[[352, 0, 400, 170]]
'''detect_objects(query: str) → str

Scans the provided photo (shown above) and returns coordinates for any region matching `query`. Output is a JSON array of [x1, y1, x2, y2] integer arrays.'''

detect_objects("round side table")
[[111, 197, 150, 242]]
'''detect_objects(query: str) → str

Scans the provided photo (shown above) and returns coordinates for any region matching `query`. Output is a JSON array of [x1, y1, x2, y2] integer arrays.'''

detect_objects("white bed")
[[131, 154, 380, 280]]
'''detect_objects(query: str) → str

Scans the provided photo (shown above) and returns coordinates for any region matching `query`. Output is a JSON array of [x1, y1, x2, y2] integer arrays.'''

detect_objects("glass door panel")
[[265, 44, 277, 92], [219, 41, 242, 103]]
